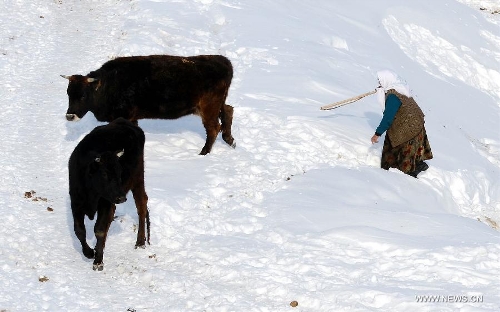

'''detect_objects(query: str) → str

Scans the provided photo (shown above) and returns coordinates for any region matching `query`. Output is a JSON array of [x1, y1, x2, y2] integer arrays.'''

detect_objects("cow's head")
[[86, 149, 127, 204], [61, 74, 99, 121]]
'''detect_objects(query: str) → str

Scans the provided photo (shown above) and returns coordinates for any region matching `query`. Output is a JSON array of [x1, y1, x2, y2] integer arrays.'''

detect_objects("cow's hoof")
[[93, 263, 104, 271], [231, 142, 236, 149], [135, 244, 146, 249]]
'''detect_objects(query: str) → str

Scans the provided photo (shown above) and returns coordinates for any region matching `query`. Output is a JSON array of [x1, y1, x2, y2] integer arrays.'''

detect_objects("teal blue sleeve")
[[375, 94, 401, 135]]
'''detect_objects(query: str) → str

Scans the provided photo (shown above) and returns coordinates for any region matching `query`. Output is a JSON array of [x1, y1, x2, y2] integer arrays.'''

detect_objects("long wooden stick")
[[320, 89, 377, 110]]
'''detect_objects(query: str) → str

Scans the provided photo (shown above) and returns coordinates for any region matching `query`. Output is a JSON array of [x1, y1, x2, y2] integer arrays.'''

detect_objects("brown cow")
[[62, 54, 235, 155]]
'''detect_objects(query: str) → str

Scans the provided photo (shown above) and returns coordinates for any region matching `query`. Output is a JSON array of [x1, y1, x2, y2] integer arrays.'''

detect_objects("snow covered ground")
[[0, 0, 499, 311]]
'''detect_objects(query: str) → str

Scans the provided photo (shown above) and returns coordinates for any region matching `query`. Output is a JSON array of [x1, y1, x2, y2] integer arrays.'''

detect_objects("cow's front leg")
[[132, 167, 150, 248], [93, 200, 116, 271], [72, 208, 94, 259]]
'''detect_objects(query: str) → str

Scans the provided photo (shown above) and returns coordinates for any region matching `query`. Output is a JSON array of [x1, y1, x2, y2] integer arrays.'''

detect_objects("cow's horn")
[[95, 157, 101, 163], [87, 77, 98, 83], [60, 75, 71, 80], [116, 149, 124, 158]]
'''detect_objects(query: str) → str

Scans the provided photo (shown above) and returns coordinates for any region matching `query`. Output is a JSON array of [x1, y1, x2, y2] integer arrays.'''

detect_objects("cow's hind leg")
[[93, 199, 116, 271], [220, 104, 236, 149], [199, 98, 221, 155], [72, 208, 94, 259], [131, 169, 150, 248], [200, 121, 220, 155]]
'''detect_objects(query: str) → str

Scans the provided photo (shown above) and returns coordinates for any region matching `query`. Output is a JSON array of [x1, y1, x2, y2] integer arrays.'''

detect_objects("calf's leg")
[[93, 200, 116, 271], [72, 206, 94, 259], [131, 170, 150, 248]]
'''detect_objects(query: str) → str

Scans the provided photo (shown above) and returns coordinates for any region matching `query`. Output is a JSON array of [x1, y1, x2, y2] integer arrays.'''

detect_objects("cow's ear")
[[116, 149, 124, 158], [87, 77, 101, 91]]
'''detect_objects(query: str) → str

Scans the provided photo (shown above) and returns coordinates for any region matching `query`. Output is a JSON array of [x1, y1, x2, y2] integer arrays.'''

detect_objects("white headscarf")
[[375, 70, 411, 108]]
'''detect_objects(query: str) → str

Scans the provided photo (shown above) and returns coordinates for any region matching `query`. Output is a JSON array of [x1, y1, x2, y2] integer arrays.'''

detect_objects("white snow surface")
[[1, 0, 499, 311]]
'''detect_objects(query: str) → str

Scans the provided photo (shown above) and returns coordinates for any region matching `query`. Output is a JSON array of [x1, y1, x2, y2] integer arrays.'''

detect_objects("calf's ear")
[[116, 149, 124, 158], [87, 155, 101, 175]]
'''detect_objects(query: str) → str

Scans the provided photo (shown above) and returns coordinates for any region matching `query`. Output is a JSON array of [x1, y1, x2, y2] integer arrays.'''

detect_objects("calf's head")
[[86, 149, 127, 204], [61, 75, 99, 121]]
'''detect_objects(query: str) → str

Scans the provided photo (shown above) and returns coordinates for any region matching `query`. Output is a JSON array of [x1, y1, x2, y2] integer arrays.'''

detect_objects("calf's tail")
[[146, 209, 151, 244]]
